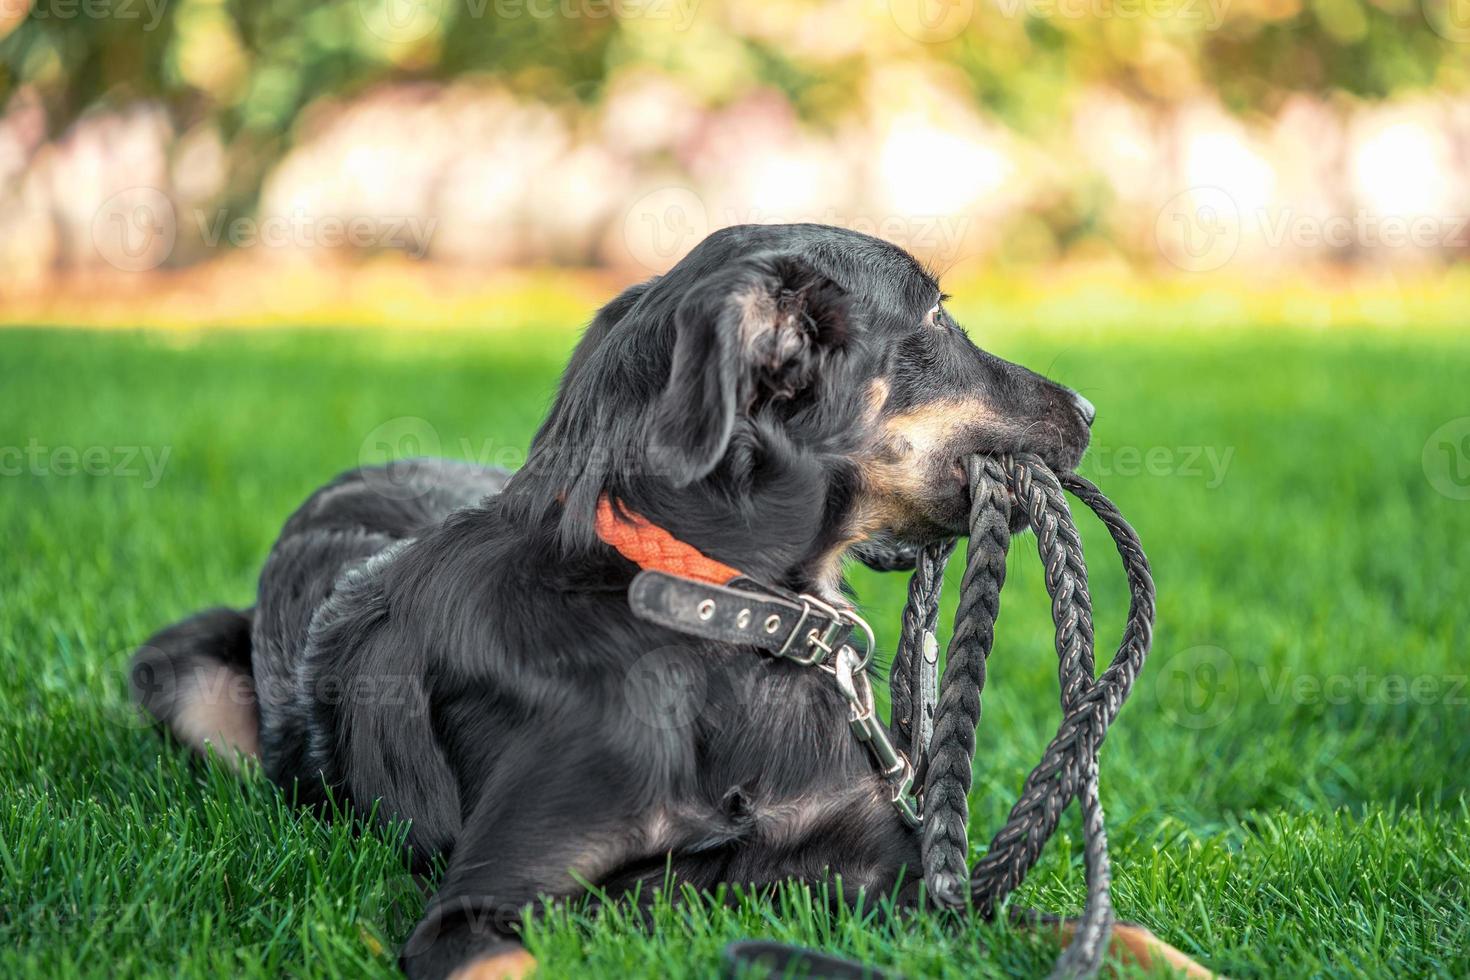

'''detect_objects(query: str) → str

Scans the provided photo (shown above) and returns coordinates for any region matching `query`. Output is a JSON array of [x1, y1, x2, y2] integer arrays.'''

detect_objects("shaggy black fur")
[[131, 223, 1093, 978]]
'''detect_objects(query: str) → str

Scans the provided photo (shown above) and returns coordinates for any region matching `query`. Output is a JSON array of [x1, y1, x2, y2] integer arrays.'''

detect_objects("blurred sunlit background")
[[6, 5, 1470, 976], [3, 0, 1470, 326]]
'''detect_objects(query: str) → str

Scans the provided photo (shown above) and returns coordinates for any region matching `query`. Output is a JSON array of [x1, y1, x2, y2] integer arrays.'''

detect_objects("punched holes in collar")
[[697, 599, 716, 620], [736, 608, 752, 629]]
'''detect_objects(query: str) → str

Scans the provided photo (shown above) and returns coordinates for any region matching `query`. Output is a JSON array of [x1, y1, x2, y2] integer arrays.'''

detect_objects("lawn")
[[2, 314, 1468, 978]]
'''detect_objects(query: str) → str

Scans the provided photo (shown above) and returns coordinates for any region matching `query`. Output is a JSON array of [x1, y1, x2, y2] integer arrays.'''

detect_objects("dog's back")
[[131, 459, 511, 777]]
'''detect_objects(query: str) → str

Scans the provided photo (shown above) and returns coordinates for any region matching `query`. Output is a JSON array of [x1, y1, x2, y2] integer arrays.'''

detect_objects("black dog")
[[132, 223, 1093, 979]]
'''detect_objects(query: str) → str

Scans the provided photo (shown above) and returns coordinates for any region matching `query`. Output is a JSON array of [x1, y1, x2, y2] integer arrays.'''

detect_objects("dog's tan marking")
[[448, 948, 537, 980], [783, 380, 895, 596], [644, 807, 676, 850], [874, 397, 998, 467], [846, 397, 998, 534], [172, 662, 260, 768], [807, 539, 859, 602], [864, 377, 891, 422]]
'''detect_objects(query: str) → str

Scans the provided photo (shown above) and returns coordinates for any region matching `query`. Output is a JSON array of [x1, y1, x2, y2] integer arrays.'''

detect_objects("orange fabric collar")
[[594, 496, 742, 586]]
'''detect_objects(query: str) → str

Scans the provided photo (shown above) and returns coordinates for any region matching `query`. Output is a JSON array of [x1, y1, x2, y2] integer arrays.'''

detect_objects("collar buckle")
[[776, 593, 842, 665], [776, 595, 875, 669]]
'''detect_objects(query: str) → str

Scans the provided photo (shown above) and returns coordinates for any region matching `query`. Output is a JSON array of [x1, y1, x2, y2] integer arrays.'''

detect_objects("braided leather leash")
[[891, 452, 1156, 978]]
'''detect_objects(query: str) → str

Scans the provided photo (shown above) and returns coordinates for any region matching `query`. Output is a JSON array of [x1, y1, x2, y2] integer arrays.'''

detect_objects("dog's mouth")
[[919, 424, 1092, 538], [944, 458, 1034, 535], [849, 466, 1030, 570], [851, 404, 1092, 570]]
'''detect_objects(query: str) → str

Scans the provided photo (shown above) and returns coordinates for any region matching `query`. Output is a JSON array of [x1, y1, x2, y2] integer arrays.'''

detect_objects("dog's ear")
[[650, 254, 849, 486]]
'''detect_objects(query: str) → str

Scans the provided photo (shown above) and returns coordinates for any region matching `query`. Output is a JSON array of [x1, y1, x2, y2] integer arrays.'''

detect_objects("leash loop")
[[888, 453, 1155, 979]]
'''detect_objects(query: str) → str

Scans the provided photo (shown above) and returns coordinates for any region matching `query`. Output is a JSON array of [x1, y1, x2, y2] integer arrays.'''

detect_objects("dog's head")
[[519, 224, 1092, 588]]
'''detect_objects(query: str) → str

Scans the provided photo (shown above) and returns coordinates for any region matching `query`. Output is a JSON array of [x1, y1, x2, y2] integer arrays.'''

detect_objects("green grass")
[[3, 318, 1469, 978]]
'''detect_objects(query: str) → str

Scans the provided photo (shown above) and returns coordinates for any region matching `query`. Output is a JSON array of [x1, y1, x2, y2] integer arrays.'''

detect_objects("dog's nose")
[[1072, 392, 1097, 426]]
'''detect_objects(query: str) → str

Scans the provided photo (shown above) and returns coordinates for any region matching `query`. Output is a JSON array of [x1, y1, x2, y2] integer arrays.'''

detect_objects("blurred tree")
[[1, 0, 1467, 266]]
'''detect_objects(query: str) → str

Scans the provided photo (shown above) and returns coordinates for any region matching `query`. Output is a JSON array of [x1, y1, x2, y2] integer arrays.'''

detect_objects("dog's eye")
[[924, 304, 942, 328]]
